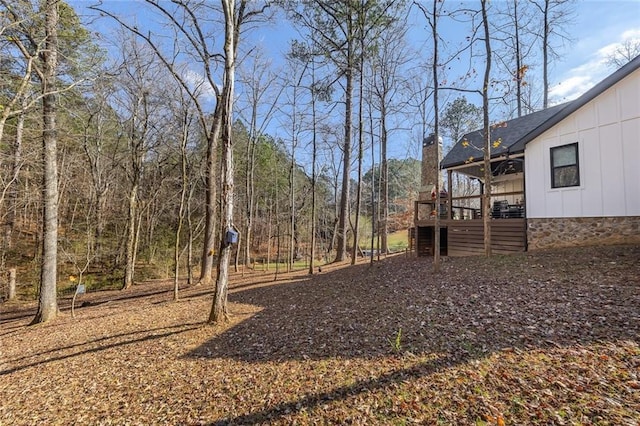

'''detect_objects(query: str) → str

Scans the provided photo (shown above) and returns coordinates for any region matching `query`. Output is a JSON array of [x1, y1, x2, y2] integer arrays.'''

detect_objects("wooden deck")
[[413, 218, 527, 257]]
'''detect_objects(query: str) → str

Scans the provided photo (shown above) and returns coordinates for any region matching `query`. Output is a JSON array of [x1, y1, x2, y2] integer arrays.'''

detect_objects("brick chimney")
[[419, 133, 443, 200]]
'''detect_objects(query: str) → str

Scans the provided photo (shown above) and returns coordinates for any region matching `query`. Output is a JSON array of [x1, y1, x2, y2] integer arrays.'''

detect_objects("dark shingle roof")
[[442, 54, 640, 169], [441, 102, 570, 168]]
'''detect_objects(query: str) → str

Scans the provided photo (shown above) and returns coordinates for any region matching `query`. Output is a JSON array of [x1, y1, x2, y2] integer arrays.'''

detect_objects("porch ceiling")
[[446, 154, 524, 180]]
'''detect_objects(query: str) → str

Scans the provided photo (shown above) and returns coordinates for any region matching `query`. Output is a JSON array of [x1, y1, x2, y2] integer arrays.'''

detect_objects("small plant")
[[389, 327, 402, 352]]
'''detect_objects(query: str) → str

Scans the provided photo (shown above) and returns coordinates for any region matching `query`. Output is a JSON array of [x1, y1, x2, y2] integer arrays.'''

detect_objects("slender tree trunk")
[[4, 97, 26, 251], [198, 101, 222, 286], [186, 185, 195, 286], [289, 154, 295, 272], [289, 87, 296, 272], [335, 52, 353, 262], [431, 0, 441, 272], [351, 21, 365, 266], [244, 130, 256, 269], [174, 112, 190, 300], [8, 268, 16, 300], [275, 223, 281, 281], [94, 189, 107, 262], [32, 0, 59, 325], [380, 102, 389, 254], [481, 0, 493, 257], [308, 65, 318, 275], [369, 110, 376, 265], [542, 0, 550, 109], [266, 199, 272, 273], [123, 182, 138, 289], [514, 0, 522, 117]]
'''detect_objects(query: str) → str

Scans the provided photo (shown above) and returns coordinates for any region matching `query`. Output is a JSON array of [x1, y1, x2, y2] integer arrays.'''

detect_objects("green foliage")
[[441, 97, 483, 152], [389, 327, 402, 352], [362, 158, 421, 215]]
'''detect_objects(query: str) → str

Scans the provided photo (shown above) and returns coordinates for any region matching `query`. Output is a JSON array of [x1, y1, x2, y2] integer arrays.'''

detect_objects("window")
[[550, 143, 580, 188]]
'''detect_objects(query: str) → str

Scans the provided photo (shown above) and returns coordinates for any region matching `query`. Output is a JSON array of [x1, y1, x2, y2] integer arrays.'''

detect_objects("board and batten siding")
[[525, 67, 640, 219]]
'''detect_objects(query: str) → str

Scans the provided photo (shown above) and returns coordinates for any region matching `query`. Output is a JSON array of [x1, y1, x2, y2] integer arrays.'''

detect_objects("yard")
[[1, 244, 639, 425]]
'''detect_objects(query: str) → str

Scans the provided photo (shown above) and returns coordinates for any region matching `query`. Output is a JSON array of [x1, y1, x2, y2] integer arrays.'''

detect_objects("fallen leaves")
[[0, 244, 639, 425]]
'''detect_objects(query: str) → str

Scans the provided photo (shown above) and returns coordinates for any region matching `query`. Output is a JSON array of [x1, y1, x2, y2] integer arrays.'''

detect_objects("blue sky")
[[271, 1, 640, 100], [71, 0, 640, 163], [73, 0, 640, 104], [547, 0, 640, 102]]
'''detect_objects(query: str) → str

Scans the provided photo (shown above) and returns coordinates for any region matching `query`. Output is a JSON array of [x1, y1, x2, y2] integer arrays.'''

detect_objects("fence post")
[[8, 268, 16, 300]]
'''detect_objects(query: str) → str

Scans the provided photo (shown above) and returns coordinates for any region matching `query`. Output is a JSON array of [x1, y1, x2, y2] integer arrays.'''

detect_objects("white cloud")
[[182, 68, 219, 100], [550, 28, 640, 104], [549, 75, 594, 100], [549, 60, 608, 103], [596, 28, 640, 58]]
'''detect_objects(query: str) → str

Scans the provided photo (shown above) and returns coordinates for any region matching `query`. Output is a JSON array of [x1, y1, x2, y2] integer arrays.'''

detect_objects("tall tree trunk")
[[542, 0, 549, 109], [514, 0, 523, 117], [32, 0, 59, 325], [198, 101, 222, 286], [266, 198, 272, 272], [209, 0, 238, 324], [244, 129, 256, 269], [481, 0, 493, 257], [186, 185, 195, 286], [380, 100, 389, 254], [432, 0, 442, 272], [4, 97, 25, 251], [94, 188, 107, 262], [335, 66, 353, 263], [174, 111, 190, 300], [289, 150, 295, 272], [369, 106, 376, 265], [123, 182, 138, 289], [351, 17, 365, 266], [308, 63, 318, 275], [289, 84, 297, 272]]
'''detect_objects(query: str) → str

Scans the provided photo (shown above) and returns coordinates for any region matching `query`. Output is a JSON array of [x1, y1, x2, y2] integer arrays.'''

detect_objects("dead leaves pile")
[[1, 244, 638, 425]]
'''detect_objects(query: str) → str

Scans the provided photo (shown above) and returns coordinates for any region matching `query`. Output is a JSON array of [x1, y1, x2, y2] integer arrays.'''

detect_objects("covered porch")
[[412, 154, 527, 257]]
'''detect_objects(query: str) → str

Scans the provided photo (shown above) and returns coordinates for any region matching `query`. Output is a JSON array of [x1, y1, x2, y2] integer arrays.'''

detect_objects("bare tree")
[[111, 39, 159, 290], [529, 0, 575, 108], [417, 0, 445, 271], [92, 1, 223, 287], [79, 77, 122, 264], [494, 0, 537, 117], [92, 1, 268, 291], [286, 0, 399, 263], [369, 13, 410, 255], [607, 38, 640, 69], [480, 0, 493, 257], [236, 48, 282, 270], [209, 0, 258, 323], [173, 94, 194, 301], [32, 0, 59, 324]]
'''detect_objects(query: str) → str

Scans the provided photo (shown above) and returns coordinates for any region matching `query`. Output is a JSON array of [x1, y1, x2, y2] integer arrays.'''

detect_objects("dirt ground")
[[1, 244, 639, 425]]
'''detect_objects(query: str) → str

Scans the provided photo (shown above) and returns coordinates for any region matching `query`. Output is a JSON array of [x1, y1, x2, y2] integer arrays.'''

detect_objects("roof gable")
[[441, 103, 570, 168], [441, 54, 640, 169]]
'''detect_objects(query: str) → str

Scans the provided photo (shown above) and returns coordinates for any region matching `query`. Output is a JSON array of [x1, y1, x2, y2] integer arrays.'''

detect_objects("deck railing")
[[414, 190, 526, 222]]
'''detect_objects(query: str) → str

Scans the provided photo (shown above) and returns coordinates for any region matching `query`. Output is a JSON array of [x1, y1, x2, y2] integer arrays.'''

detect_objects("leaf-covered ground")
[[1, 245, 639, 425]]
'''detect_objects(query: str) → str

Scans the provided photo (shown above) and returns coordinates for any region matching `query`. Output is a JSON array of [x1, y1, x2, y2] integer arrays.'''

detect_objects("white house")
[[437, 54, 640, 252]]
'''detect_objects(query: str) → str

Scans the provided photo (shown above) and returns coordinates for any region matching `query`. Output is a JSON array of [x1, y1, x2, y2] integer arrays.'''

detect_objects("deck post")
[[447, 169, 453, 219]]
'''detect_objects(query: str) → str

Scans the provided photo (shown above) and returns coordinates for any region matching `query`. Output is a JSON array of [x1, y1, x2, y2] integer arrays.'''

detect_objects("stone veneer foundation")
[[527, 216, 640, 250]]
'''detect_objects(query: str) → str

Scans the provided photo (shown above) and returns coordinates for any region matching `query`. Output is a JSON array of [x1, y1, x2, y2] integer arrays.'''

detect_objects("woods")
[[0, 0, 622, 323]]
